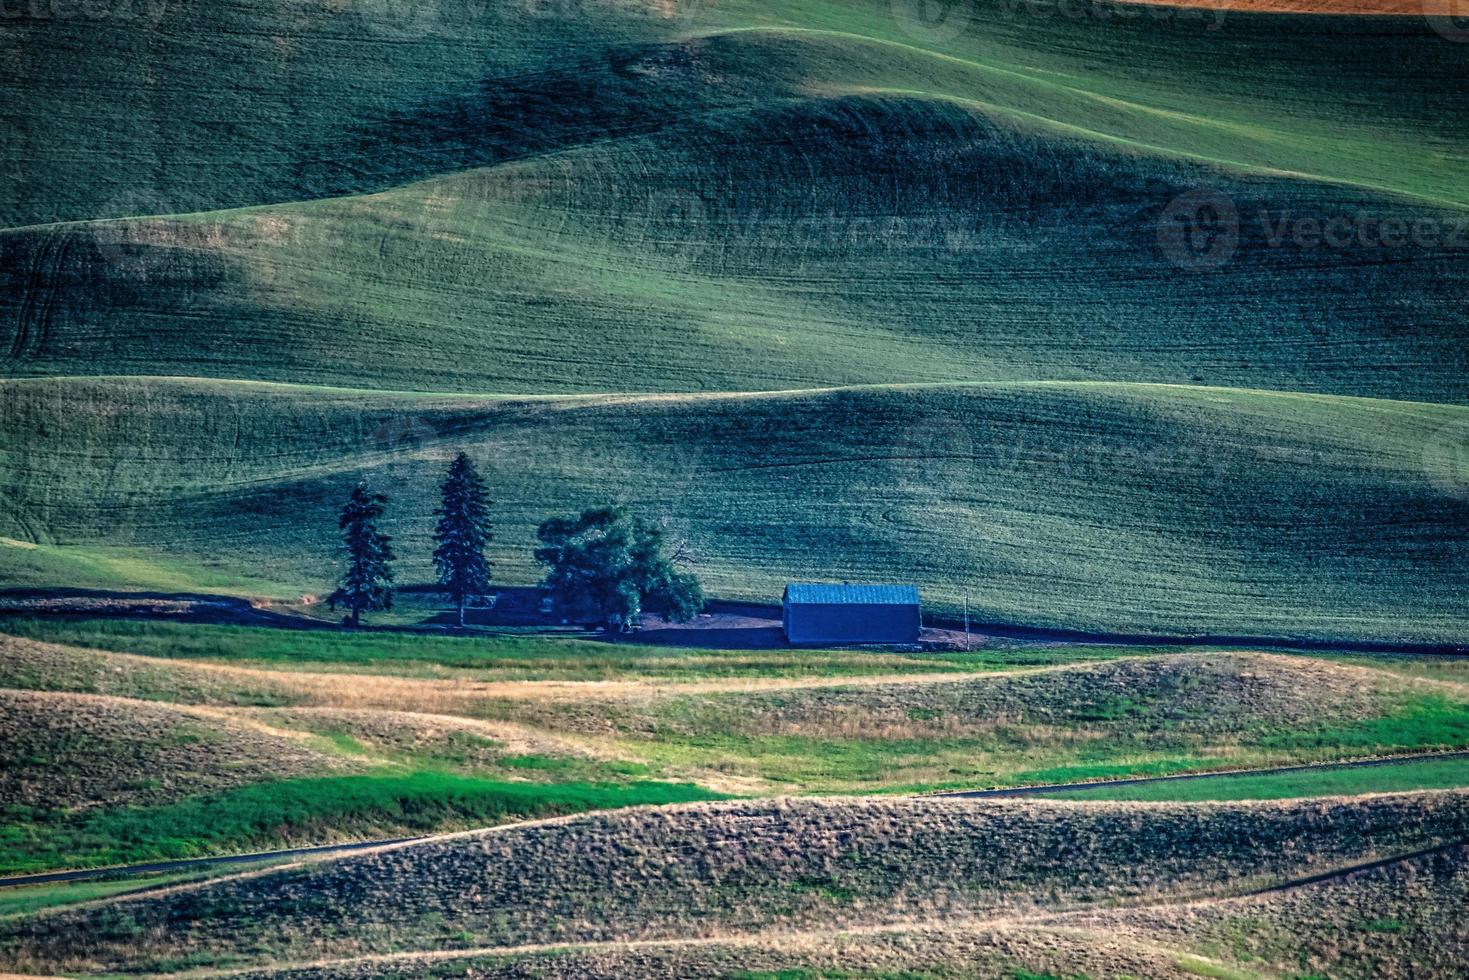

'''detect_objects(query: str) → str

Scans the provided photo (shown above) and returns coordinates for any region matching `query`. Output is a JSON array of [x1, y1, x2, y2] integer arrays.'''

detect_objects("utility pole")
[[963, 593, 970, 651]]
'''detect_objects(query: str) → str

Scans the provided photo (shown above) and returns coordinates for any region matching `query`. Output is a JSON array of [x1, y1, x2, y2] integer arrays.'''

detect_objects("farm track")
[[939, 749, 1469, 800], [6, 751, 1465, 890], [0, 838, 425, 889], [4, 587, 1467, 656]]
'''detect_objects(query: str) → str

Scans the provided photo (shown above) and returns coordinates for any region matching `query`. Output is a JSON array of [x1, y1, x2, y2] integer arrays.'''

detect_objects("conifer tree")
[[433, 452, 492, 627], [328, 483, 395, 628]]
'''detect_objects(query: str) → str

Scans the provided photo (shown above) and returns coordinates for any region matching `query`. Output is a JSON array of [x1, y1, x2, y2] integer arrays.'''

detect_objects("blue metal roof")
[[784, 583, 920, 606]]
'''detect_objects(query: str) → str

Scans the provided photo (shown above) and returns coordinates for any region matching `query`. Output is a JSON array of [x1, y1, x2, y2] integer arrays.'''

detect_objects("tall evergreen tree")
[[328, 483, 395, 628], [433, 452, 493, 627]]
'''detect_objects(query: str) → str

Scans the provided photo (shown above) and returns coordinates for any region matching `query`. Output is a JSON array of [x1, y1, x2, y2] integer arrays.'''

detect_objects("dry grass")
[[1065, 842, 1469, 980], [0, 633, 1010, 714], [4, 635, 1468, 976], [248, 708, 615, 764], [0, 690, 356, 810], [227, 920, 1202, 979], [8, 633, 1445, 729], [0, 634, 305, 707], [640, 653, 1412, 741], [6, 791, 1469, 974], [8, 636, 1463, 795], [161, 844, 1469, 978]]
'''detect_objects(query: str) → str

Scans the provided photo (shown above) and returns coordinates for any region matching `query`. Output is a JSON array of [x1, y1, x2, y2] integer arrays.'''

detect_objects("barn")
[[781, 583, 922, 645]]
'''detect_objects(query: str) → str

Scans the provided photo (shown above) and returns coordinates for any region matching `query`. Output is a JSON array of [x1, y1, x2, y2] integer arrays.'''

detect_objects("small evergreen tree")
[[535, 506, 703, 636], [328, 483, 395, 628], [433, 452, 493, 627]]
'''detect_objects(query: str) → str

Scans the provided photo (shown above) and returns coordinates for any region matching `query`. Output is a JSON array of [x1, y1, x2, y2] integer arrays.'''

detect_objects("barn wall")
[[783, 602, 920, 644]]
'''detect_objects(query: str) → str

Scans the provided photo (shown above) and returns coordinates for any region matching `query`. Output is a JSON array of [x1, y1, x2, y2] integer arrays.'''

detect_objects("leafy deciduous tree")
[[534, 506, 703, 636]]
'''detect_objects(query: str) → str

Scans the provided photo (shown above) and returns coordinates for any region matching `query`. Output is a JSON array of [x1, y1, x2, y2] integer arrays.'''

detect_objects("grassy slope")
[[0, 858, 296, 921], [4, 0, 1464, 229], [6, 792, 1468, 974], [0, 655, 726, 874], [4, 85, 1467, 399], [2, 0, 1466, 643], [8, 628, 1469, 815], [4, 774, 720, 877], [3, 377, 1465, 641], [521, 651, 1469, 792], [1075, 842, 1469, 980], [384, 841, 1468, 980], [0, 688, 352, 810]]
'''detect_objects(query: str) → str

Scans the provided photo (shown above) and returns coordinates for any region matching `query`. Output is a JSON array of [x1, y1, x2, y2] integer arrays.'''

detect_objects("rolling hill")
[[3, 1, 1468, 973], [212, 837, 1469, 979], [2, 0, 1466, 635], [4, 87, 1468, 397], [4, 0, 1466, 230], [3, 377, 1466, 641], [0, 688, 353, 809], [3, 629, 1468, 974], [8, 626, 1468, 805], [6, 791, 1468, 974]]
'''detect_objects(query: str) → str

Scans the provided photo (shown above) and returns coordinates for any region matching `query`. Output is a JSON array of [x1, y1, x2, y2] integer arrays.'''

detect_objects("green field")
[[4, 89, 1467, 399], [3, 379, 1465, 642], [2, 0, 1467, 972], [1, 0, 1467, 647], [6, 0, 1466, 229]]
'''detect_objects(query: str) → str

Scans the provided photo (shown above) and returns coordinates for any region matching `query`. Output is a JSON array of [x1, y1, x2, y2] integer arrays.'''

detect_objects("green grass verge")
[[0, 859, 295, 920], [0, 773, 723, 876], [0, 618, 954, 680], [601, 684, 1469, 794], [1260, 695, 1469, 754], [1045, 756, 1469, 802], [0, 618, 1168, 680]]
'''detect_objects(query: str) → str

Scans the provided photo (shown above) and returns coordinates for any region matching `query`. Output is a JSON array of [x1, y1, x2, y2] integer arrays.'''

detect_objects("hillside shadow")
[[315, 35, 790, 199], [0, 588, 330, 630]]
